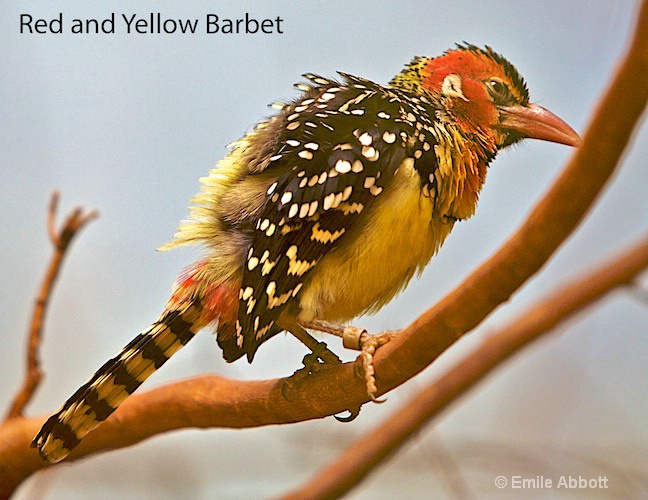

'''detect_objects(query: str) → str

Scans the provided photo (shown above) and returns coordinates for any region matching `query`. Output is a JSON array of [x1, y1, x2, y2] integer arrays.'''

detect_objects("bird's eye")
[[486, 79, 512, 104]]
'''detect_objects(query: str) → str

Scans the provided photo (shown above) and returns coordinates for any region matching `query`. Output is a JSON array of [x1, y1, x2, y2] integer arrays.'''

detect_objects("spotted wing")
[[237, 75, 415, 360]]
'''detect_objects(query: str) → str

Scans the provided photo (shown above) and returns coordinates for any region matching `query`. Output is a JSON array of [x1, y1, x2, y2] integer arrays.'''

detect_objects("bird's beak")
[[499, 103, 581, 147]]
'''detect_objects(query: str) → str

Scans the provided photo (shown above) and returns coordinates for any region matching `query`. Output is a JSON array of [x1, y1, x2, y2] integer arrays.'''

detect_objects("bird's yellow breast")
[[297, 158, 454, 323]]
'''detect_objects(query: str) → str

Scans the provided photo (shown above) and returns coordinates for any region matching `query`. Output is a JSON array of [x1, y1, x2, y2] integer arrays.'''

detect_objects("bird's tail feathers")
[[31, 300, 206, 463]]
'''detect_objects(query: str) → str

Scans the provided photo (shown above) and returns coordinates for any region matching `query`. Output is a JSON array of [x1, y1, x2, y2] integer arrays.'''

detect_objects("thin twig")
[[282, 234, 648, 499], [4, 192, 98, 421]]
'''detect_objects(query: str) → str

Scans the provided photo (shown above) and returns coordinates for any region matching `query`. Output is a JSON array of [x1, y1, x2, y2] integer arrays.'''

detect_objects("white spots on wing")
[[304, 142, 319, 151], [370, 185, 383, 196], [255, 323, 272, 340], [362, 146, 378, 161], [288, 204, 299, 218], [364, 176, 375, 189], [323, 192, 337, 211], [270, 154, 283, 161], [359, 132, 372, 146], [287, 258, 317, 277], [286, 122, 300, 131], [335, 159, 352, 174], [286, 245, 298, 260], [351, 160, 364, 173], [377, 111, 391, 119], [333, 143, 353, 151], [308, 200, 318, 216], [307, 174, 319, 187], [311, 222, 346, 244], [242, 287, 254, 301], [288, 113, 300, 121], [267, 182, 278, 195], [247, 257, 259, 271], [320, 92, 335, 102], [337, 202, 364, 215], [298, 150, 313, 160], [286, 139, 300, 147], [283, 243, 316, 277], [318, 172, 327, 184], [261, 259, 276, 276], [383, 131, 396, 144], [281, 191, 293, 205]]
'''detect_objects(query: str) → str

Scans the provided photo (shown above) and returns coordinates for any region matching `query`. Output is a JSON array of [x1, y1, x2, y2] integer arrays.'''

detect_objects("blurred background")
[[2, 0, 646, 498]]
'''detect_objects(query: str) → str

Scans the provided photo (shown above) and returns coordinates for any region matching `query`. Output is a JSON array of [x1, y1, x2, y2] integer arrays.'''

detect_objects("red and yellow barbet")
[[32, 44, 580, 463]]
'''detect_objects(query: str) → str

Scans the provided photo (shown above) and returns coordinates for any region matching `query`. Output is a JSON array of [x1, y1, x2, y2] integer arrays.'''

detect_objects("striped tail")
[[31, 300, 205, 463]]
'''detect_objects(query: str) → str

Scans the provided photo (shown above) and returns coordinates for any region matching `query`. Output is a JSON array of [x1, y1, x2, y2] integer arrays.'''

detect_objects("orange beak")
[[499, 103, 581, 147]]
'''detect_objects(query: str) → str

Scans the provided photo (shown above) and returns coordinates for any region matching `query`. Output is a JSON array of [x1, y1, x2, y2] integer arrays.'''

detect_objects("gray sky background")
[[2, 1, 647, 497]]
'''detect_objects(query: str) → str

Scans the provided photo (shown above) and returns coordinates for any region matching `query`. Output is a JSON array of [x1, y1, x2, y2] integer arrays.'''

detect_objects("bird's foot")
[[281, 339, 341, 401], [301, 320, 399, 402], [352, 329, 399, 402], [301, 340, 342, 374]]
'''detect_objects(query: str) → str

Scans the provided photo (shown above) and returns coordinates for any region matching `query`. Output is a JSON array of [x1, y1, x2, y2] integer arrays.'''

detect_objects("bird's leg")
[[301, 320, 400, 402], [279, 316, 362, 421], [278, 316, 341, 374]]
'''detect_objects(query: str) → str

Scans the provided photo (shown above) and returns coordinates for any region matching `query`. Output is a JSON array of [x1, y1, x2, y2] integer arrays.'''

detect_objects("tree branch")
[[282, 234, 648, 499], [3, 193, 98, 422], [1, 0, 647, 495]]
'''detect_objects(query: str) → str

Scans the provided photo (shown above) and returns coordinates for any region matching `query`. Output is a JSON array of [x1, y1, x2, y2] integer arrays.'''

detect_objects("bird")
[[32, 44, 580, 463]]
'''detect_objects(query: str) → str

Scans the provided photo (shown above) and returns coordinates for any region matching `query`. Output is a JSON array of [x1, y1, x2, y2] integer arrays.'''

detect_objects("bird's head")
[[391, 44, 581, 149]]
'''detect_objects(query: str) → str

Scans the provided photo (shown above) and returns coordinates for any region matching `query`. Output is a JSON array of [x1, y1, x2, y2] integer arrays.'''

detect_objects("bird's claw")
[[334, 406, 362, 422], [307, 340, 342, 368], [351, 330, 399, 402], [281, 340, 341, 401]]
